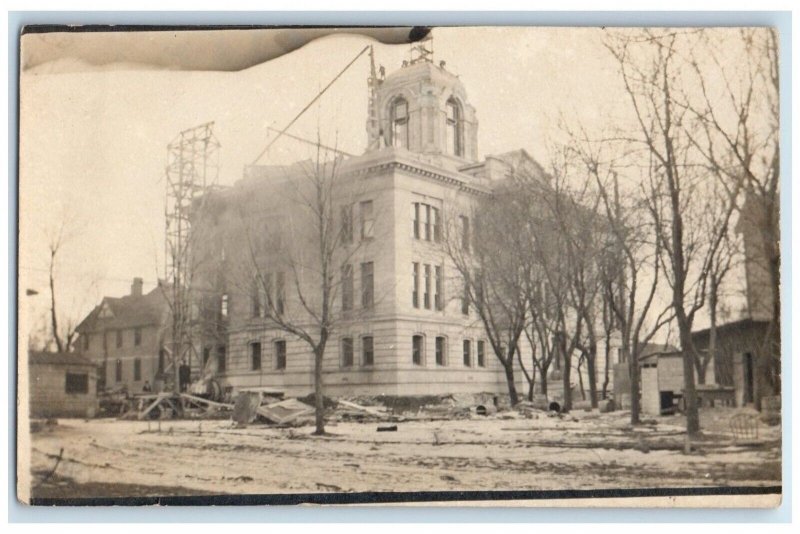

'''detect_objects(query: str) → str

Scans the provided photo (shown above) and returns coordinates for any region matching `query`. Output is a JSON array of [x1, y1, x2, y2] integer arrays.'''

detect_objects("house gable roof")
[[76, 285, 170, 333]]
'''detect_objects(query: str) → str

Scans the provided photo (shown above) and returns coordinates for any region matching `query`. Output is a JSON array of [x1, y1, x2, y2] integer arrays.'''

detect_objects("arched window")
[[445, 98, 463, 156], [391, 97, 409, 149]]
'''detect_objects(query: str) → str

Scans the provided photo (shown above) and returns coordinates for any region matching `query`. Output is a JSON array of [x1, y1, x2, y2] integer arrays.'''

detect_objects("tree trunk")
[[678, 323, 701, 436], [602, 332, 612, 400], [587, 346, 598, 409], [49, 257, 64, 353], [561, 338, 572, 413], [502, 357, 519, 406], [313, 341, 327, 435], [702, 280, 718, 386], [626, 344, 640, 425], [539, 364, 549, 398], [528, 364, 536, 401]]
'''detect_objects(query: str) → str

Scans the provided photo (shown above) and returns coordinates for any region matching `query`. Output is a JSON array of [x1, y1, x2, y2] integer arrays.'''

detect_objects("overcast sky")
[[18, 26, 745, 339]]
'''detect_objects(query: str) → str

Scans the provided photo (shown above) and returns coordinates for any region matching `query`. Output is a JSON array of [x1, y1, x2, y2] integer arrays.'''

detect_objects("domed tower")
[[366, 42, 478, 166]]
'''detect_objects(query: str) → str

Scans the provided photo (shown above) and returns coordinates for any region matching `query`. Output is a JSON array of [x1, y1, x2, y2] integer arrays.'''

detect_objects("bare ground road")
[[22, 407, 781, 502]]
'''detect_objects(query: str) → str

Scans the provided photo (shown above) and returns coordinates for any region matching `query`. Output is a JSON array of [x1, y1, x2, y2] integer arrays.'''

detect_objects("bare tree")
[[699, 195, 742, 384], [222, 139, 374, 435], [444, 180, 533, 406], [43, 213, 82, 353], [521, 263, 562, 401], [682, 28, 781, 405], [563, 129, 674, 425], [605, 29, 744, 435]]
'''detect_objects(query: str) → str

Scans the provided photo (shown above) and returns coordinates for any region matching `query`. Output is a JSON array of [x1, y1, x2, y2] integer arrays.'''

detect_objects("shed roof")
[[29, 351, 95, 367]]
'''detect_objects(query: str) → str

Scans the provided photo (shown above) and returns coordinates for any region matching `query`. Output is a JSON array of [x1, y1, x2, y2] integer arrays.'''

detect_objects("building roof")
[[691, 317, 771, 338], [76, 285, 170, 333], [638, 343, 680, 360], [29, 351, 95, 367]]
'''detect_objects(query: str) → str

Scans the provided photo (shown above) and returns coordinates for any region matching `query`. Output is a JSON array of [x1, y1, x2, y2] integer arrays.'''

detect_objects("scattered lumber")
[[256, 398, 315, 425], [337, 399, 388, 418]]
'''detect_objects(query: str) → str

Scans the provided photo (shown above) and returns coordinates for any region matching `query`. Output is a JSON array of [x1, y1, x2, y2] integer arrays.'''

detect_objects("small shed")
[[640, 351, 686, 416], [28, 351, 98, 418]]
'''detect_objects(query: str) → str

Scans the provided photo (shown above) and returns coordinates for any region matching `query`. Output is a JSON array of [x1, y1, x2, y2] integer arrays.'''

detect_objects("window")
[[412, 202, 442, 242], [251, 278, 262, 318], [251, 342, 262, 371], [435, 336, 446, 366], [391, 98, 409, 148], [99, 362, 107, 390], [362, 336, 374, 366], [202, 347, 210, 368], [65, 373, 89, 394], [275, 340, 287, 370], [475, 274, 485, 310], [424, 264, 432, 309], [116, 329, 123, 348], [275, 272, 285, 315], [221, 294, 229, 318], [360, 200, 374, 240], [341, 204, 354, 244], [115, 359, 123, 382], [432, 207, 441, 242], [413, 203, 420, 239], [412, 335, 424, 366], [412, 262, 420, 308], [342, 264, 354, 311], [217, 345, 227, 373], [361, 262, 374, 308], [341, 337, 354, 367], [461, 280, 470, 315], [134, 328, 142, 347], [159, 349, 166, 373], [446, 98, 463, 156], [477, 340, 486, 367], [134, 358, 142, 381], [463, 340, 472, 367], [459, 215, 470, 251], [424, 204, 431, 240], [435, 266, 444, 311], [83, 335, 89, 351]]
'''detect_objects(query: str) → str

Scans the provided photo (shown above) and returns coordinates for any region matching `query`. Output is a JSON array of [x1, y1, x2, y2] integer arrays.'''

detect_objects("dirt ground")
[[24, 406, 781, 500]]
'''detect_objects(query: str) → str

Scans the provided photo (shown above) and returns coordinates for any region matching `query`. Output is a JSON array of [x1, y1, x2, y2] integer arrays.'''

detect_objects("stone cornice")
[[343, 155, 490, 197]]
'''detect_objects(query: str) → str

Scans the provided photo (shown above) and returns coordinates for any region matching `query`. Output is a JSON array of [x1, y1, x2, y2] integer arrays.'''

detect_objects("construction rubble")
[[107, 388, 613, 429]]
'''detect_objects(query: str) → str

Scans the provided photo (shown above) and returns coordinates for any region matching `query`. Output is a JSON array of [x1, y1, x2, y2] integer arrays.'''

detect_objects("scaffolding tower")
[[164, 122, 220, 394]]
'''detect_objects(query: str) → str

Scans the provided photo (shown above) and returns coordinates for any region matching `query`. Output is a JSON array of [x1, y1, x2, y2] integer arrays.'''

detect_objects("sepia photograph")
[[15, 24, 783, 507]]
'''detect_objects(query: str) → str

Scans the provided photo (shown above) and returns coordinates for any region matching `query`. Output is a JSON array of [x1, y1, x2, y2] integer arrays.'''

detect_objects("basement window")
[[477, 340, 486, 367], [274, 340, 287, 370], [435, 336, 447, 366], [362, 336, 374, 366], [412, 335, 424, 366], [251, 342, 262, 371], [341, 337, 354, 368]]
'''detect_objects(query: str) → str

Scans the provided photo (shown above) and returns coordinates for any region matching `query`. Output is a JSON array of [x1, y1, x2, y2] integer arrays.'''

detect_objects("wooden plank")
[[337, 399, 387, 418], [137, 394, 170, 420], [180, 393, 233, 410]]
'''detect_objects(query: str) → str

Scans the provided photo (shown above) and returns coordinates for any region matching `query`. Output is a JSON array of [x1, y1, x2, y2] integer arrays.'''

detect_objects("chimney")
[[131, 277, 143, 297]]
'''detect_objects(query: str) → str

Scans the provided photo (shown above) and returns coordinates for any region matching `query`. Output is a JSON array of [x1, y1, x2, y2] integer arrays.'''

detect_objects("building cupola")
[[366, 37, 478, 164]]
